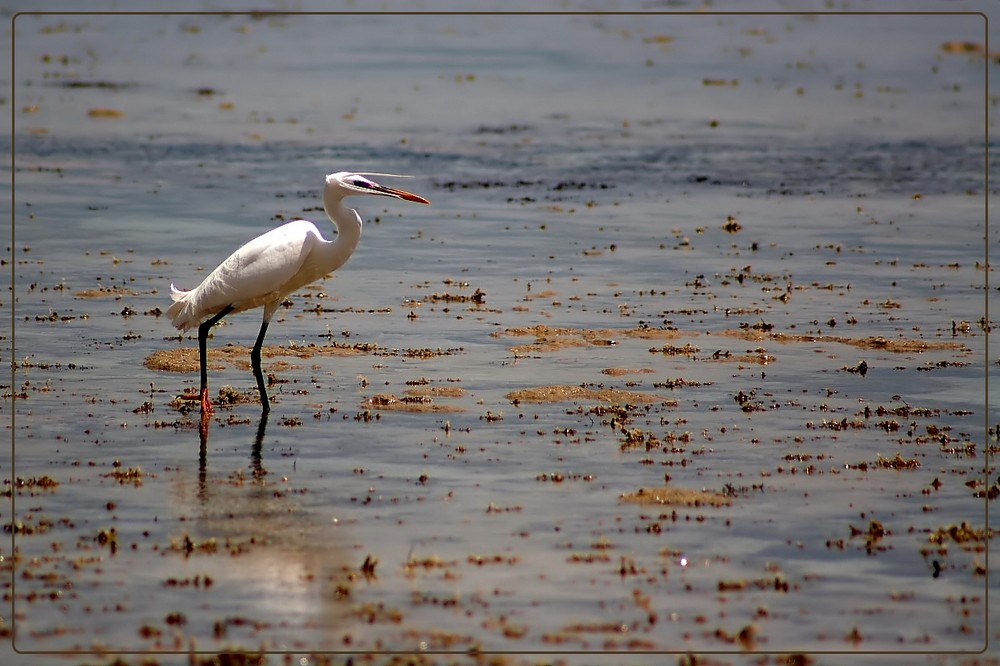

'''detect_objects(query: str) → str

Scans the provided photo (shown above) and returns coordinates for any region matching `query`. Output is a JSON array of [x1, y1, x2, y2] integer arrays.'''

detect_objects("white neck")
[[322, 188, 364, 271]]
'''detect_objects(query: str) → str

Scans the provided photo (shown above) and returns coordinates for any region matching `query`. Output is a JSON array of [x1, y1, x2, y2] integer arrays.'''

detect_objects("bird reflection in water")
[[198, 410, 269, 498], [175, 410, 361, 650]]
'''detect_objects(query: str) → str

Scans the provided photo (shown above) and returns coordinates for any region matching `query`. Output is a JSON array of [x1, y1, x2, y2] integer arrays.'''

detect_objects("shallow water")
[[3, 4, 998, 665]]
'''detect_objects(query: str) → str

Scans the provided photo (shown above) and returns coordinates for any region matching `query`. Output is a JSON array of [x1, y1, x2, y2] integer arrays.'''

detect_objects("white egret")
[[167, 171, 430, 415]]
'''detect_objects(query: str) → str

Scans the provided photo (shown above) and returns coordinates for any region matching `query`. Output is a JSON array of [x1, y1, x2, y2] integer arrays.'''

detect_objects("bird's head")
[[325, 171, 430, 204]]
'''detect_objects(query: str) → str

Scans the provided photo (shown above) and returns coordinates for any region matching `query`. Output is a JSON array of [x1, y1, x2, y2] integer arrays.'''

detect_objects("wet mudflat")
[[3, 6, 997, 665]]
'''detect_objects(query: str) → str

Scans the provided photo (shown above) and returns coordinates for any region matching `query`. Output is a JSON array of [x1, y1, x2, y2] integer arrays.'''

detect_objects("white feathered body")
[[167, 211, 362, 331]]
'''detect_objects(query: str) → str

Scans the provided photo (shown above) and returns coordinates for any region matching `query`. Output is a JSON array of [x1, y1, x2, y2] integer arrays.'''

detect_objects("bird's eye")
[[352, 179, 372, 188]]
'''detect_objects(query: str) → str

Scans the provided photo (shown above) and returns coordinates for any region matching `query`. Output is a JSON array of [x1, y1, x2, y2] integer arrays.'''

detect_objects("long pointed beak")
[[381, 186, 430, 205]]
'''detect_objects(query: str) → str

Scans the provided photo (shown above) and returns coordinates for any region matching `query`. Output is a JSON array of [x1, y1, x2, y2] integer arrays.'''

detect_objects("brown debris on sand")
[[75, 286, 139, 298], [601, 368, 656, 376], [506, 385, 675, 405], [365, 393, 465, 413], [405, 386, 466, 399], [497, 324, 686, 354], [620, 486, 731, 507], [144, 343, 376, 373], [715, 329, 967, 353]]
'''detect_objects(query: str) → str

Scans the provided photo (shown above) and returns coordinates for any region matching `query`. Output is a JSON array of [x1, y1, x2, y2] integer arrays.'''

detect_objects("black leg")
[[250, 316, 271, 413], [197, 304, 234, 413]]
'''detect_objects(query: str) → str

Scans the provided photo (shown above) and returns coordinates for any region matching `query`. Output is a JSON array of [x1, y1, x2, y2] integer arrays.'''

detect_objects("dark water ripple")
[[10, 133, 989, 201]]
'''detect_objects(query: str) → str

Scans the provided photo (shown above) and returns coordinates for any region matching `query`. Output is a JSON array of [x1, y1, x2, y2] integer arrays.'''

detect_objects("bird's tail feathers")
[[167, 284, 196, 330]]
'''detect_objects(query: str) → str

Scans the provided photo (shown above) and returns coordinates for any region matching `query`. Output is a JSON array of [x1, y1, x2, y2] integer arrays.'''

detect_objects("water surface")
[[3, 4, 997, 664]]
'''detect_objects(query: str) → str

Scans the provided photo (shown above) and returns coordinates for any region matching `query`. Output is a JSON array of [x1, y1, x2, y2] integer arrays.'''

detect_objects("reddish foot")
[[200, 387, 214, 414]]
